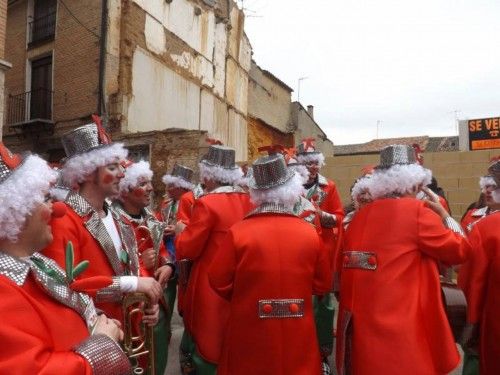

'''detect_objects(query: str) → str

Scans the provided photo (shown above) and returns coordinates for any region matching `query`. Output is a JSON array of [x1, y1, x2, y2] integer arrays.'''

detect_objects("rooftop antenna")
[[297, 76, 309, 103], [448, 110, 461, 135], [376, 120, 383, 139]]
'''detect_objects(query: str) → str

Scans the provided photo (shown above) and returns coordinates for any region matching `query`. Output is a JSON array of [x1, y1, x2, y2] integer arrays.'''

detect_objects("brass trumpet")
[[122, 293, 156, 375], [136, 220, 167, 273]]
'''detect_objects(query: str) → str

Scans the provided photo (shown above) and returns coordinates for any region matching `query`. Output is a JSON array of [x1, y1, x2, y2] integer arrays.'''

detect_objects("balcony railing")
[[29, 12, 56, 46], [7, 89, 54, 127]]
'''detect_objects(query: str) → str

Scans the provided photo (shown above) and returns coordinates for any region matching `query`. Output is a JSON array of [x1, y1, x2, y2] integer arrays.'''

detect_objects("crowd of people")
[[0, 117, 498, 375]]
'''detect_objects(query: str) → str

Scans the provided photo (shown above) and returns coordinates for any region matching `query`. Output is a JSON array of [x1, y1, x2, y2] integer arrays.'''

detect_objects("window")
[[128, 145, 151, 162], [29, 0, 57, 45], [30, 55, 53, 120]]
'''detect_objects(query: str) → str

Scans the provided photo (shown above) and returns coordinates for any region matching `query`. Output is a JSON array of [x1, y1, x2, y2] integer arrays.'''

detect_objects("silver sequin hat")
[[171, 164, 194, 183], [249, 154, 294, 190], [61, 123, 111, 158], [376, 144, 417, 169], [488, 158, 500, 186], [200, 145, 238, 170]]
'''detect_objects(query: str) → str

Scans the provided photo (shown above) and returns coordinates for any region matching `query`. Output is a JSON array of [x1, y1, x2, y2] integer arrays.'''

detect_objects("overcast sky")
[[240, 0, 500, 145]]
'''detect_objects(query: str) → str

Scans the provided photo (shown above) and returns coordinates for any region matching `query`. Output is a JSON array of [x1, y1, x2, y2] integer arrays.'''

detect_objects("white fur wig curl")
[[162, 175, 194, 190], [119, 160, 153, 194], [62, 143, 128, 188], [368, 164, 432, 200], [288, 164, 310, 184], [479, 176, 497, 191], [0, 155, 57, 241], [199, 162, 243, 185], [250, 172, 305, 210], [296, 152, 325, 167]]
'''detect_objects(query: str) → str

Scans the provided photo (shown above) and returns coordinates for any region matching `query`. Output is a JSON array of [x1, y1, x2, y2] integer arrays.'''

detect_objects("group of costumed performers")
[[2, 111, 499, 375]]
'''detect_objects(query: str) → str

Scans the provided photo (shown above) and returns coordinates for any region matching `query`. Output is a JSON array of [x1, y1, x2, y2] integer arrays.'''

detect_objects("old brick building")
[[4, 0, 250, 196], [4, 0, 333, 199], [0, 0, 11, 139], [248, 60, 334, 161]]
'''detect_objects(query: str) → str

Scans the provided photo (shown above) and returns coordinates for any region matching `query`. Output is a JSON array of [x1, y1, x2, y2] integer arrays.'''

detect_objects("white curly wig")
[[62, 143, 128, 188], [119, 160, 153, 194], [199, 162, 243, 185], [162, 175, 194, 191], [250, 172, 305, 210], [0, 155, 57, 241], [351, 175, 373, 209], [296, 152, 325, 167], [288, 164, 310, 184], [479, 176, 497, 191], [493, 189, 500, 203], [368, 164, 432, 200]]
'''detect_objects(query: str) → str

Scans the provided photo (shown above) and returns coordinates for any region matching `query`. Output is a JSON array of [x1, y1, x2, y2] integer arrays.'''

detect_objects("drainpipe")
[[97, 0, 108, 126]]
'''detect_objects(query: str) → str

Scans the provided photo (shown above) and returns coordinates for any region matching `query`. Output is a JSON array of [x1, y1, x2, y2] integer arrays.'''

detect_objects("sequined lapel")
[[66, 192, 123, 275], [111, 208, 139, 276], [0, 252, 90, 320]]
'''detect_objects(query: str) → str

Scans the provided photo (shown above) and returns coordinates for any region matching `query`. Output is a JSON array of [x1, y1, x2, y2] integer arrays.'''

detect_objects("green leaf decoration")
[[72, 261, 89, 279], [65, 242, 74, 283], [120, 250, 129, 264], [31, 258, 66, 285]]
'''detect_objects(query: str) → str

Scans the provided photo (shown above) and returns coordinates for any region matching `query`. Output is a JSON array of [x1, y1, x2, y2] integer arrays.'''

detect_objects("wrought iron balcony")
[[29, 12, 56, 46], [7, 89, 54, 133]]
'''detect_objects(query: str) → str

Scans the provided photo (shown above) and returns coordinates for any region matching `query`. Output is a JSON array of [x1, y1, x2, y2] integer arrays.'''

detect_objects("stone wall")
[[323, 149, 499, 220]]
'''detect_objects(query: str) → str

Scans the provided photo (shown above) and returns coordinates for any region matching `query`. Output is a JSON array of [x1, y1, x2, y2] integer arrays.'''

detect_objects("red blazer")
[[208, 211, 331, 375], [0, 274, 92, 374], [175, 189, 253, 363], [308, 176, 345, 275], [459, 211, 500, 375], [44, 206, 129, 324], [337, 197, 470, 375], [177, 191, 196, 225]]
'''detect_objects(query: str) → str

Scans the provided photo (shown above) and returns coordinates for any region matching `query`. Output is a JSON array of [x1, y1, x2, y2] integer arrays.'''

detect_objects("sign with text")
[[468, 117, 500, 150]]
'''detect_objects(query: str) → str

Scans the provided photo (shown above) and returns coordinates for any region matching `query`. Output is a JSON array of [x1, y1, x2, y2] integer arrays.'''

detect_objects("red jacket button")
[[289, 303, 299, 313], [263, 304, 273, 314], [368, 256, 377, 266]]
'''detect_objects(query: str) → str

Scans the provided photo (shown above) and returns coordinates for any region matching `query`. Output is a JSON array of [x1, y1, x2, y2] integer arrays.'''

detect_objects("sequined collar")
[[471, 206, 488, 217], [246, 202, 296, 218], [0, 252, 91, 318], [0, 252, 30, 286], [65, 191, 95, 217], [204, 185, 247, 196], [317, 174, 328, 186]]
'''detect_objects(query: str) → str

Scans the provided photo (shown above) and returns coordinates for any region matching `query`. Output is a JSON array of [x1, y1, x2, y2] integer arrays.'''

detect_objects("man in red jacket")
[[209, 153, 331, 375], [459, 158, 500, 375], [113, 159, 175, 375], [43, 121, 162, 327], [337, 144, 470, 375], [175, 145, 253, 374], [0, 142, 131, 374], [296, 138, 344, 373]]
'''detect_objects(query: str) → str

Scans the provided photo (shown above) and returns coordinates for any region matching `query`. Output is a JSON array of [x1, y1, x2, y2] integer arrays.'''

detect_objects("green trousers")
[[152, 278, 177, 375], [179, 330, 217, 375], [313, 293, 335, 358], [462, 351, 479, 375]]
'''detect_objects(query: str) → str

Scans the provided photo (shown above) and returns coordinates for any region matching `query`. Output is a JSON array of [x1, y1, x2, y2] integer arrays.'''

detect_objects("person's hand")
[[155, 265, 173, 287], [142, 303, 160, 327], [164, 224, 175, 237], [421, 187, 448, 219], [136, 277, 162, 304], [93, 315, 124, 342], [141, 248, 156, 269], [175, 221, 186, 235]]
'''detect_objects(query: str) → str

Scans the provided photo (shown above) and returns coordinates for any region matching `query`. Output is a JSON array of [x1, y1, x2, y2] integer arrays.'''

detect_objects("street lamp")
[[297, 76, 309, 103]]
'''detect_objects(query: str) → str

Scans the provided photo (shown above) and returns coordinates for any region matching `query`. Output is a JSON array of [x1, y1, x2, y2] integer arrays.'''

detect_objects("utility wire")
[[58, 0, 101, 39]]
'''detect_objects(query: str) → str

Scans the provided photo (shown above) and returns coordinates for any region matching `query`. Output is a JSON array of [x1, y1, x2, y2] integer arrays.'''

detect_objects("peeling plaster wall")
[[125, 0, 250, 161], [127, 48, 200, 133], [248, 61, 292, 134]]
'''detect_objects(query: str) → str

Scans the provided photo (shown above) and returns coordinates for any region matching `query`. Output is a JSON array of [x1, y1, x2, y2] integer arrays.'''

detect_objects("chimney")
[[307, 105, 314, 119]]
